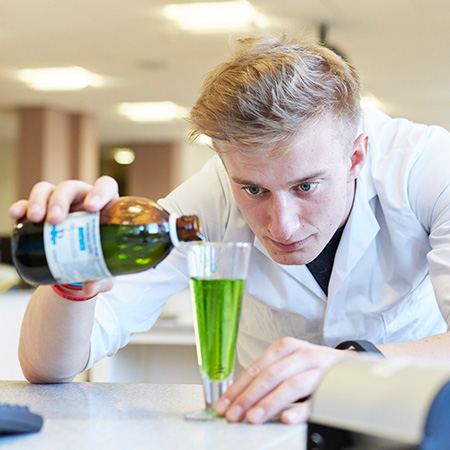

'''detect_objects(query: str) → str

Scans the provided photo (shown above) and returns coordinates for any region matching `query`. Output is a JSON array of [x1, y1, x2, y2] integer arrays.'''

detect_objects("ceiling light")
[[163, 1, 267, 32], [118, 101, 187, 122], [18, 66, 102, 91], [113, 148, 135, 165]]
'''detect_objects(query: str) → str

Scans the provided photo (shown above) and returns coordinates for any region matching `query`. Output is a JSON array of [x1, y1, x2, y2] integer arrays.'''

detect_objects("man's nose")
[[267, 197, 299, 242]]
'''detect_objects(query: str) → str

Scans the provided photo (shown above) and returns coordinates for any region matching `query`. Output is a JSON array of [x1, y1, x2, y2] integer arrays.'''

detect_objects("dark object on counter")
[[0, 236, 12, 265], [307, 423, 418, 450], [307, 423, 354, 450], [0, 404, 43, 435]]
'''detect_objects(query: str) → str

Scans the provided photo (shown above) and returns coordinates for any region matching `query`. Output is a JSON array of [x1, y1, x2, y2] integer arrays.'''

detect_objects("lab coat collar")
[[253, 237, 325, 298], [328, 163, 379, 299]]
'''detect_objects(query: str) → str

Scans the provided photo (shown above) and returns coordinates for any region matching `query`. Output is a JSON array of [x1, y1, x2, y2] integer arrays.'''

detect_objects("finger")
[[220, 341, 350, 424], [47, 176, 119, 223], [9, 199, 30, 220], [216, 337, 307, 417], [45, 180, 95, 224], [25, 181, 56, 222], [243, 347, 354, 424], [83, 176, 119, 212], [245, 368, 321, 424], [281, 398, 312, 424], [216, 337, 303, 414], [82, 278, 115, 297], [223, 348, 317, 423]]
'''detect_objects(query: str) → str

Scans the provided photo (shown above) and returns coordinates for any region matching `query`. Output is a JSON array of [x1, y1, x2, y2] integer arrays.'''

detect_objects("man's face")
[[219, 119, 368, 265]]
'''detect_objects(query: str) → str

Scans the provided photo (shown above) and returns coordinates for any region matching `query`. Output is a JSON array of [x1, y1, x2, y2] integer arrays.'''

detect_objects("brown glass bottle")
[[11, 196, 203, 285]]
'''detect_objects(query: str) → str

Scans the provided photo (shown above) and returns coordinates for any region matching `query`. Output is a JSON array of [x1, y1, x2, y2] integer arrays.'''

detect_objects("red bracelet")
[[52, 284, 98, 302]]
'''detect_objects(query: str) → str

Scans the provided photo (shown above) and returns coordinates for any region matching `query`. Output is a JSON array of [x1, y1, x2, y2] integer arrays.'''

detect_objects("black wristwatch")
[[335, 339, 385, 357]]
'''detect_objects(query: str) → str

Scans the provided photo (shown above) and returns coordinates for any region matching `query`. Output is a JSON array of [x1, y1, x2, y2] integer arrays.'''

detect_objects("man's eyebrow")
[[230, 170, 328, 186], [230, 176, 258, 185]]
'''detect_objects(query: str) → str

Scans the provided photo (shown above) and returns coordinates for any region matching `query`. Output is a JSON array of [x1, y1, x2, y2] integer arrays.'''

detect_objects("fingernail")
[[215, 397, 230, 415], [10, 208, 25, 221], [283, 410, 299, 424], [28, 203, 41, 216], [247, 406, 265, 423], [226, 405, 242, 422], [48, 204, 63, 220], [86, 195, 101, 209]]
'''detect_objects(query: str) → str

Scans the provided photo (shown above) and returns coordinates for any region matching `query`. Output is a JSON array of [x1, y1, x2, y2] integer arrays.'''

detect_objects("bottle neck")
[[168, 214, 203, 249]]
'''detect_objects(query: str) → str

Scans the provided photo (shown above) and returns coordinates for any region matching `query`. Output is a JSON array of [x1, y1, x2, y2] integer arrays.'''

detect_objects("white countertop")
[[0, 381, 306, 450]]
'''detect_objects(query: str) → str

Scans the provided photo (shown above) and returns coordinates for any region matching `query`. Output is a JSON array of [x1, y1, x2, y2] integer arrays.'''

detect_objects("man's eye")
[[299, 182, 316, 192], [244, 186, 261, 195]]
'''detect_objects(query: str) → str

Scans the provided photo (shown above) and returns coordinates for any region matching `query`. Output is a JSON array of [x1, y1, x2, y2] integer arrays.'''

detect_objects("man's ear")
[[348, 133, 368, 180]]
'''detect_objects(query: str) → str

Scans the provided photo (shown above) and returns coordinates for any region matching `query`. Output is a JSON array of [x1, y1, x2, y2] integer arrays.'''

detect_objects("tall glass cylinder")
[[185, 241, 252, 420]]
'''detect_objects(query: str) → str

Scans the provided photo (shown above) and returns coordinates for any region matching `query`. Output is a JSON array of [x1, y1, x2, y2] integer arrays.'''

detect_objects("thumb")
[[82, 278, 115, 297]]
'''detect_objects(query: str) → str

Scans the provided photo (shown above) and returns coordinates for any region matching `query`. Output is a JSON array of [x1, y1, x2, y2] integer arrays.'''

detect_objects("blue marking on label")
[[78, 227, 86, 251], [51, 226, 64, 245]]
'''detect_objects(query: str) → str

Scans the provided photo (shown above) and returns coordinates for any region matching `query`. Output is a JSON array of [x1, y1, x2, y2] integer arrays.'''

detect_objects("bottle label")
[[43, 211, 112, 283]]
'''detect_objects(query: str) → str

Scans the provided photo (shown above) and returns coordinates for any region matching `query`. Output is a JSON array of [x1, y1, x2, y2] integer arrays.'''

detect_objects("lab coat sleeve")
[[86, 155, 238, 369], [85, 247, 190, 370], [408, 125, 450, 328]]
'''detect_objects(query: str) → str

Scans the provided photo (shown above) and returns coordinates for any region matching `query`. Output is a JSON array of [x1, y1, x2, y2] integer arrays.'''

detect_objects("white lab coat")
[[87, 108, 450, 370]]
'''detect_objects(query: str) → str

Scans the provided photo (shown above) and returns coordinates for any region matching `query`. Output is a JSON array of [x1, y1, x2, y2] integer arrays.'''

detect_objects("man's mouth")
[[268, 235, 312, 252]]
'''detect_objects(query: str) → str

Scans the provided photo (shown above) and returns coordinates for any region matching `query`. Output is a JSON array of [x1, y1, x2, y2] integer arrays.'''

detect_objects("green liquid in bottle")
[[190, 278, 245, 381], [100, 223, 171, 276], [11, 222, 173, 285]]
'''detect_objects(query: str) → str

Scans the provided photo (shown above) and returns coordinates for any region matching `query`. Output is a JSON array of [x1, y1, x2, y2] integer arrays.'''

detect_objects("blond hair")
[[188, 35, 361, 153]]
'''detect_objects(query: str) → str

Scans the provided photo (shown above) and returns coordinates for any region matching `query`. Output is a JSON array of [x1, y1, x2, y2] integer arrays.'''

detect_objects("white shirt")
[[86, 108, 450, 370]]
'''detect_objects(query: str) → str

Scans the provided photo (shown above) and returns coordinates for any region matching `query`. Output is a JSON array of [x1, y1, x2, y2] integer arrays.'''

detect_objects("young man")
[[10, 35, 450, 425]]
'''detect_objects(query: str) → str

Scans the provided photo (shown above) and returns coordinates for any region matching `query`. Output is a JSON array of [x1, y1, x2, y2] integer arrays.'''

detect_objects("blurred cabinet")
[[88, 321, 201, 384], [88, 288, 202, 384]]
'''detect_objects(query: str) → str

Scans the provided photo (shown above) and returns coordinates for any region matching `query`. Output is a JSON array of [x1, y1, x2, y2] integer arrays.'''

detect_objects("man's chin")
[[267, 250, 314, 266]]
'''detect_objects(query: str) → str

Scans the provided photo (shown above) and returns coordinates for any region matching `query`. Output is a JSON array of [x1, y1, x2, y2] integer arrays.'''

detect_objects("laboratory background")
[[0, 0, 449, 383]]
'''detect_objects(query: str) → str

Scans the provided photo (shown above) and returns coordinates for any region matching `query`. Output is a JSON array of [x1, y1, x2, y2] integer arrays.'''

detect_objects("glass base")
[[185, 375, 234, 421], [184, 408, 224, 421], [202, 374, 233, 409]]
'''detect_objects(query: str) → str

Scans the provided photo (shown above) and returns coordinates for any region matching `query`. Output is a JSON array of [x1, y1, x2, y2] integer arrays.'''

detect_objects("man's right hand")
[[9, 175, 120, 224], [9, 175, 120, 296]]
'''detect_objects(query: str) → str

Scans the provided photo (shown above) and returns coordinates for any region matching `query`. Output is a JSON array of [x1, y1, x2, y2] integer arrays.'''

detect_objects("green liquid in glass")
[[190, 278, 245, 381]]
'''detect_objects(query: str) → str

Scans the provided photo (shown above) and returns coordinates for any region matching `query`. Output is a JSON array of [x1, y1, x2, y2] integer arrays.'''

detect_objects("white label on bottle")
[[43, 211, 112, 283]]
